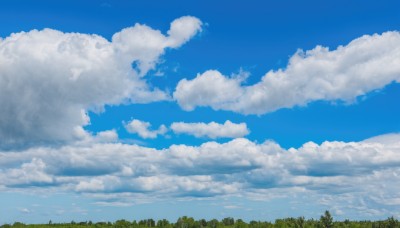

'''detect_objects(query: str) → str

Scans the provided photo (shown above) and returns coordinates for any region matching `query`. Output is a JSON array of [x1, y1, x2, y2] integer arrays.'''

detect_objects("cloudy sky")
[[1, 0, 400, 224]]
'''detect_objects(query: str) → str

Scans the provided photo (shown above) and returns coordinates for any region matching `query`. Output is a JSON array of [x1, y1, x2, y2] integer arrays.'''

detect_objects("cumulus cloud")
[[174, 31, 400, 114], [170, 120, 249, 139], [362, 133, 400, 144], [125, 119, 167, 139], [0, 16, 202, 149], [0, 158, 53, 187], [0, 133, 399, 217]]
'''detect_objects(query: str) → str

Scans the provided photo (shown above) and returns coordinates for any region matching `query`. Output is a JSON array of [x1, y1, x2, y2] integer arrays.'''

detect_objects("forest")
[[1, 211, 399, 228]]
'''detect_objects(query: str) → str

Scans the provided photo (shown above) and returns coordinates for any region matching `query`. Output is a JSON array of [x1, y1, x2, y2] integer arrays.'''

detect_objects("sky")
[[0, 0, 400, 224]]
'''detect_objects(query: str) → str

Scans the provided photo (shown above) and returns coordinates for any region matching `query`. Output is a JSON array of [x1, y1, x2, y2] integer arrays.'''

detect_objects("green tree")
[[293, 216, 305, 228], [249, 220, 259, 228], [319, 210, 333, 228], [139, 219, 156, 227], [115, 219, 131, 228], [235, 219, 248, 228], [198, 219, 207, 228], [386, 216, 399, 228], [207, 219, 219, 228], [176, 216, 195, 228], [157, 219, 170, 227], [222, 217, 235, 226]]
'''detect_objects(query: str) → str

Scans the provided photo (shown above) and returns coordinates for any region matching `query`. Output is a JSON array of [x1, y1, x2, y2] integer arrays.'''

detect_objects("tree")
[[248, 220, 259, 228], [148, 219, 156, 227], [222, 217, 235, 226], [157, 219, 170, 227], [176, 216, 195, 228], [198, 219, 207, 228], [235, 219, 248, 228], [115, 219, 131, 227], [139, 219, 156, 227], [386, 216, 398, 228], [319, 210, 333, 228], [207, 219, 219, 228], [295, 216, 305, 228]]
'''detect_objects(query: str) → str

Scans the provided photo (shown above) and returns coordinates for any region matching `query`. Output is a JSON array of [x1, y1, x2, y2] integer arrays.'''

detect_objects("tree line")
[[1, 211, 399, 228]]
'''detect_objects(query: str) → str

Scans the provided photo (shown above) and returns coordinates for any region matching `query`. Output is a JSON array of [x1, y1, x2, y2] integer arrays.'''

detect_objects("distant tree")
[[386, 216, 399, 228], [78, 221, 88, 225], [3, 212, 399, 228], [157, 219, 170, 227], [222, 217, 235, 226], [149, 219, 156, 227], [115, 219, 131, 227], [274, 219, 286, 228], [249, 220, 259, 228], [198, 219, 207, 228], [95, 221, 108, 226], [235, 219, 247, 228], [283, 217, 297, 227], [139, 219, 156, 227], [176, 216, 195, 228], [295, 216, 305, 228], [207, 219, 219, 228], [319, 210, 333, 228], [139, 219, 147, 226]]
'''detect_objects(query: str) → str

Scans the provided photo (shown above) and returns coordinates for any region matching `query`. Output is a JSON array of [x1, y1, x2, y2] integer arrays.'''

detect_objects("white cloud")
[[112, 16, 202, 76], [18, 208, 31, 214], [93, 130, 119, 143], [125, 119, 167, 139], [0, 133, 399, 217], [170, 120, 249, 139], [174, 31, 400, 114], [166, 16, 203, 48], [0, 158, 53, 187], [174, 70, 244, 111], [0, 16, 202, 149], [362, 133, 400, 144]]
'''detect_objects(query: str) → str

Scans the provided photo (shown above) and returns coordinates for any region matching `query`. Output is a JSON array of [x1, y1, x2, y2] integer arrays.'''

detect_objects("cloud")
[[0, 158, 53, 187], [174, 70, 244, 112], [174, 31, 400, 114], [362, 133, 400, 144], [18, 208, 31, 214], [125, 119, 167, 139], [170, 120, 249, 139], [0, 133, 399, 218], [112, 16, 202, 76], [125, 119, 249, 139], [166, 16, 203, 48], [0, 16, 202, 149]]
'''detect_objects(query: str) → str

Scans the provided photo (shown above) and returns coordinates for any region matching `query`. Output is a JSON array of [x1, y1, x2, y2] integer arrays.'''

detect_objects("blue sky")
[[1, 0, 400, 224]]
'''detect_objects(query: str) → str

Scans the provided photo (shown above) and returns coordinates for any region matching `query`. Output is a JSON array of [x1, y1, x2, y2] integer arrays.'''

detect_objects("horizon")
[[0, 0, 400, 224]]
